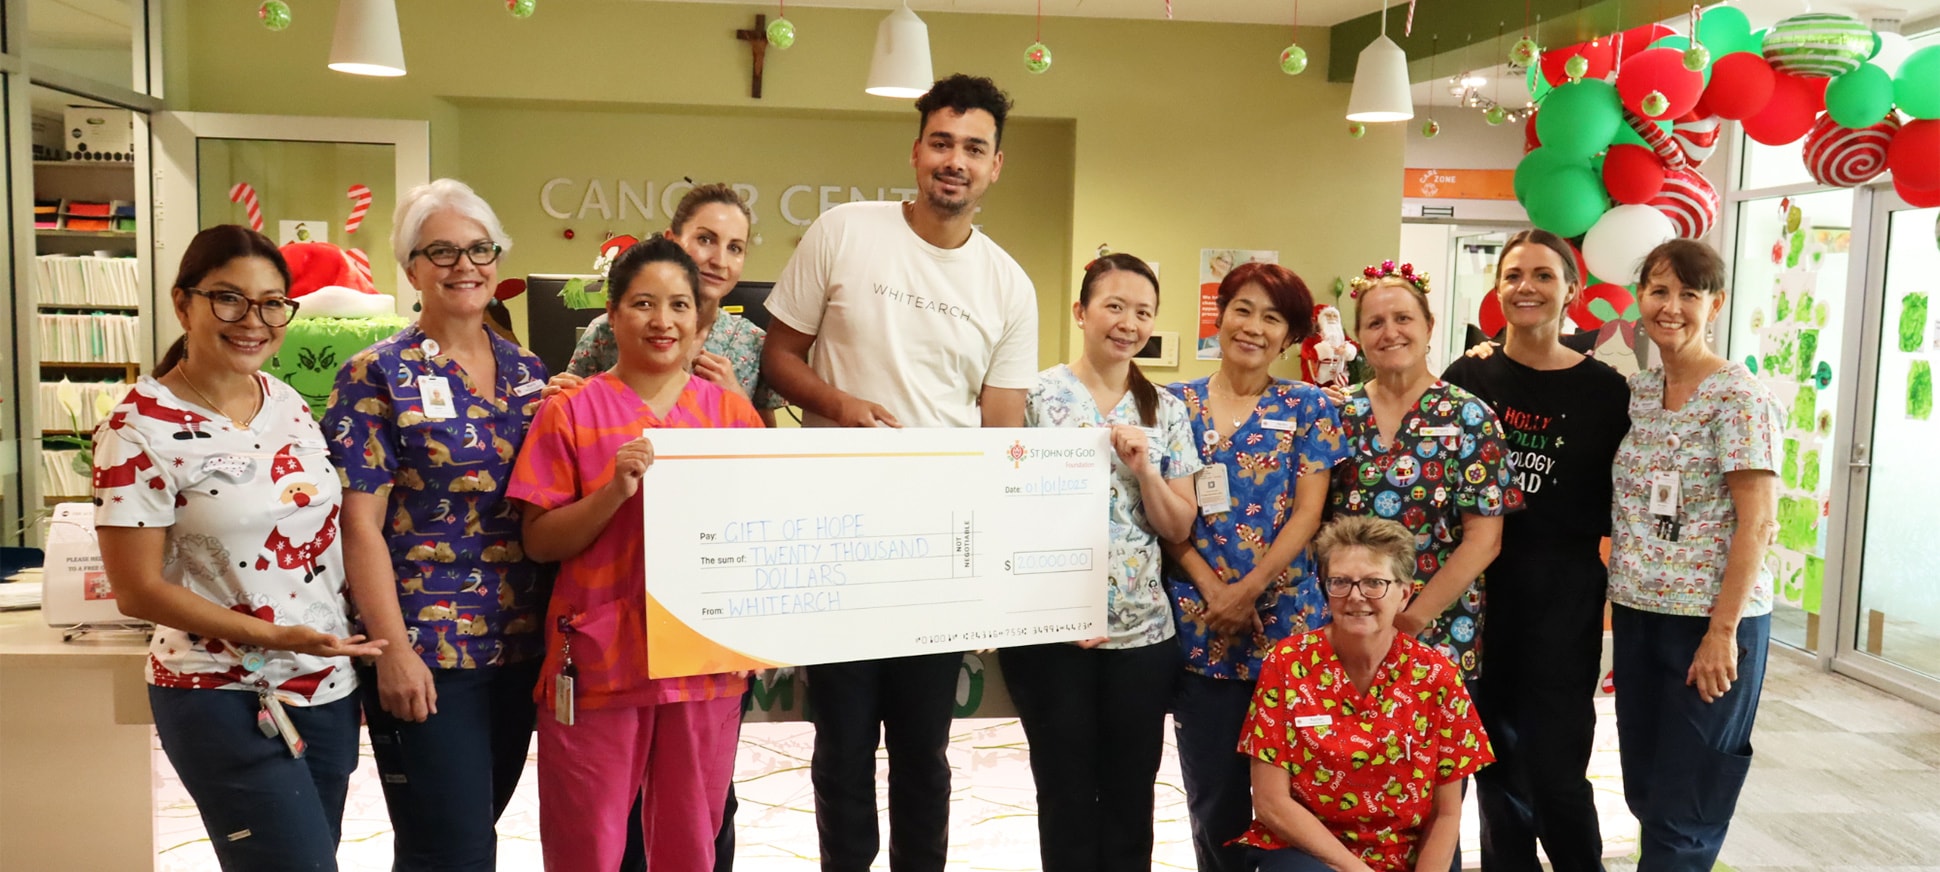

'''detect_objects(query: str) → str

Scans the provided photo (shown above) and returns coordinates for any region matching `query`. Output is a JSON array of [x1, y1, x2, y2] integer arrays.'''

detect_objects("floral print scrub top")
[[1609, 363, 1782, 618], [568, 310, 785, 410], [1236, 630, 1493, 871], [1330, 381, 1522, 681], [1165, 377, 1348, 681], [1026, 365, 1203, 648], [325, 324, 550, 670]]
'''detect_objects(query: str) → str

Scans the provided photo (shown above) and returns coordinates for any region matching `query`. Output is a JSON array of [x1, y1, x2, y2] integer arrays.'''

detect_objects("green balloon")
[[1895, 45, 1940, 120], [1827, 64, 1894, 127], [1536, 79, 1623, 159], [1514, 147, 1583, 202], [1698, 5, 1757, 56], [1527, 62, 1554, 103], [1523, 165, 1609, 238]]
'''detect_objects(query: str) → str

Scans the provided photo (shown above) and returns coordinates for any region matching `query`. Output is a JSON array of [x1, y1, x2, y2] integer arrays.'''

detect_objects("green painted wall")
[[164, 0, 1403, 382]]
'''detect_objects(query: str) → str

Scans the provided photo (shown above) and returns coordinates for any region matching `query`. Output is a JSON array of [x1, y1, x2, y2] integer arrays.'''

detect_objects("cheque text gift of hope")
[[639, 427, 1114, 677]]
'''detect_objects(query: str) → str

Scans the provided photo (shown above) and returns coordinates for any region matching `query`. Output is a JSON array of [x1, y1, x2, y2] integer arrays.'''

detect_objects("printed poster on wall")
[[1198, 249, 1278, 360]]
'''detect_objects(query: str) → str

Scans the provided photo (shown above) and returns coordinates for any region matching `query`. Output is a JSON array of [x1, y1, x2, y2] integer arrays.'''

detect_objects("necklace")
[[1210, 371, 1266, 429], [179, 364, 261, 428]]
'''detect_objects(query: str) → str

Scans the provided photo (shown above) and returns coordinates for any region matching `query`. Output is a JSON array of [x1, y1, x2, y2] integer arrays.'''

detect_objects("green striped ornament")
[[1762, 13, 1876, 78]]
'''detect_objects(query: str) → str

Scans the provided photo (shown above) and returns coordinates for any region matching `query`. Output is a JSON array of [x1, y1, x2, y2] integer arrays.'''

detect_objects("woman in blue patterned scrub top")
[[1005, 253, 1201, 872], [1329, 265, 1521, 684], [1163, 262, 1346, 872]]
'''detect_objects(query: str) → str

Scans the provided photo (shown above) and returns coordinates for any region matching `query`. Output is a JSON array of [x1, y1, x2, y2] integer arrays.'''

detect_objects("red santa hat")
[[281, 241, 376, 299], [269, 444, 305, 482]]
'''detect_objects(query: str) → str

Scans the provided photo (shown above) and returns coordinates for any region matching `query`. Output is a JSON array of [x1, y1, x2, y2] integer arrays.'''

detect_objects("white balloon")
[[1872, 32, 1913, 77], [1583, 205, 1678, 285]]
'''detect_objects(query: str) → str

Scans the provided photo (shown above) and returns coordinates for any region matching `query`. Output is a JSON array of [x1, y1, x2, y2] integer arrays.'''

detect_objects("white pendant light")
[[865, 2, 934, 98], [1345, 0, 1413, 122], [329, 0, 407, 77]]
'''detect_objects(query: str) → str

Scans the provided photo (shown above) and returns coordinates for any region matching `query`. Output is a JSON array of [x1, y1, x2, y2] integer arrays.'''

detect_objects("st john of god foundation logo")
[[1007, 440, 1029, 468]]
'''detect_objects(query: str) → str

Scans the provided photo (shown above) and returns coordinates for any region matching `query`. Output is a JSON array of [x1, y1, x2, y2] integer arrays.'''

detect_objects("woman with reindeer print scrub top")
[[323, 179, 549, 872]]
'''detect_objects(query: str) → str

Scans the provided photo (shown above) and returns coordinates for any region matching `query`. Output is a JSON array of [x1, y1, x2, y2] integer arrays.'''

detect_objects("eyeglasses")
[[183, 287, 299, 327], [1323, 576, 1399, 598], [410, 241, 502, 268]]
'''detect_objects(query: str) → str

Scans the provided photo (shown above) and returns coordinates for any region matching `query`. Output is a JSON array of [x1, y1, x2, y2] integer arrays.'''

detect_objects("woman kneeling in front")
[[1237, 515, 1493, 872]]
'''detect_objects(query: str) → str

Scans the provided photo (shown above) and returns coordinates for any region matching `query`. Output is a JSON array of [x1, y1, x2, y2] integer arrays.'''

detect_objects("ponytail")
[[154, 336, 188, 377], [1128, 361, 1158, 427]]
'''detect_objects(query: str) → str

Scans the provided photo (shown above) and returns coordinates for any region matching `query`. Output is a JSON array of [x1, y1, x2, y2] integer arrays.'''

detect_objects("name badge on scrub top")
[[1420, 424, 1460, 437], [1194, 464, 1233, 515], [1261, 418, 1298, 432], [418, 376, 457, 420], [1294, 714, 1333, 728], [1649, 470, 1681, 541], [512, 379, 545, 398]]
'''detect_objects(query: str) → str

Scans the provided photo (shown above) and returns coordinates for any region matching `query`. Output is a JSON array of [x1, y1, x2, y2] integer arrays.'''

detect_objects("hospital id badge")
[[418, 376, 457, 420], [259, 691, 306, 759], [1649, 470, 1681, 541], [1194, 464, 1233, 516], [554, 673, 576, 726]]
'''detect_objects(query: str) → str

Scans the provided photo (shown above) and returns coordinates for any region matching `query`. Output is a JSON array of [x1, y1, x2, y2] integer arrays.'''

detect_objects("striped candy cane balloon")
[[1762, 13, 1874, 78], [344, 184, 373, 234], [228, 182, 263, 232], [1803, 114, 1899, 187], [1623, 110, 1689, 171], [1671, 113, 1722, 167], [1650, 168, 1721, 239], [345, 248, 375, 291]]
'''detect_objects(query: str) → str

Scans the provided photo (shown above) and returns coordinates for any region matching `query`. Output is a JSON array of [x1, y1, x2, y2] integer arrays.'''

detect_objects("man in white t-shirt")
[[763, 74, 1038, 872]]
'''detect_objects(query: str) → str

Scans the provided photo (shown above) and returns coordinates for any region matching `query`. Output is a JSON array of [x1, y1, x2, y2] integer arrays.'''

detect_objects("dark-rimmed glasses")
[[1323, 575, 1399, 598], [410, 241, 502, 268], [183, 287, 298, 327]]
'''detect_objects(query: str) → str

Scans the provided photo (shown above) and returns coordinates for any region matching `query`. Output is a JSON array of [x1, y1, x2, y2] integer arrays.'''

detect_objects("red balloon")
[[1615, 23, 1677, 59], [1541, 39, 1617, 86], [1704, 53, 1776, 120], [1479, 288, 1507, 337], [1572, 283, 1635, 331], [493, 278, 527, 301], [1742, 74, 1822, 145], [1618, 48, 1706, 120], [1896, 175, 1940, 208], [1525, 111, 1541, 152], [1603, 144, 1669, 204], [1888, 119, 1940, 192]]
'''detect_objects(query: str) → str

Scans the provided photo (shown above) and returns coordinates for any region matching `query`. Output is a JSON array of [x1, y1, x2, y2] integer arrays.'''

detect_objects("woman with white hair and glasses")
[[324, 178, 550, 871]]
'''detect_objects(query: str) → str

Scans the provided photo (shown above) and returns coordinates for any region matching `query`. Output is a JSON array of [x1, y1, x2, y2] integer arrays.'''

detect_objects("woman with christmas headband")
[[95, 225, 384, 870], [1440, 229, 1630, 872]]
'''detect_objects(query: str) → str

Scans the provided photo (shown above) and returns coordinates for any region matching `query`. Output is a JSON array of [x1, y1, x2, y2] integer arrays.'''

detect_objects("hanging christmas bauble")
[[1485, 105, 1509, 125], [768, 17, 797, 49], [1683, 45, 1711, 72], [1348, 121, 1368, 138], [1422, 119, 1442, 138], [1280, 44, 1309, 75], [507, 0, 536, 18], [1024, 42, 1053, 74], [1641, 90, 1672, 117], [1512, 37, 1542, 66], [258, 0, 292, 30], [1565, 54, 1590, 80]]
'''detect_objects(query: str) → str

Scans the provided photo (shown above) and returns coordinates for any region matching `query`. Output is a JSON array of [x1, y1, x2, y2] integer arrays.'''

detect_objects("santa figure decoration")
[[1300, 303, 1360, 386]]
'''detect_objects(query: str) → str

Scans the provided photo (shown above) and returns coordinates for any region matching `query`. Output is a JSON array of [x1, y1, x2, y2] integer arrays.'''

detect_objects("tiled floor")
[[154, 650, 1940, 871]]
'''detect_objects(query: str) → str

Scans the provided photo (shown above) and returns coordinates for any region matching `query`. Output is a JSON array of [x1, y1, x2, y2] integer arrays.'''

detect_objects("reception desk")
[[0, 612, 155, 870]]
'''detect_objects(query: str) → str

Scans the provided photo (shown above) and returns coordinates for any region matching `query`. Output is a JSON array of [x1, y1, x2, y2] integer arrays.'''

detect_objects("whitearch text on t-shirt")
[[875, 283, 972, 322]]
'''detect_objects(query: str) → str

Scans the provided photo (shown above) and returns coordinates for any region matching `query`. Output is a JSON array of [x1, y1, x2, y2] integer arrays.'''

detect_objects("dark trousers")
[[1473, 548, 1609, 872], [808, 652, 963, 872], [150, 686, 362, 872], [1612, 605, 1770, 872], [1000, 641, 1180, 872], [1252, 847, 1334, 872], [358, 659, 540, 872], [1172, 670, 1259, 872]]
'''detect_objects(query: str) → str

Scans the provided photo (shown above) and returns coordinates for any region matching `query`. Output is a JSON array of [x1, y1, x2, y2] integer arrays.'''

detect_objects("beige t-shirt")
[[765, 201, 1038, 428]]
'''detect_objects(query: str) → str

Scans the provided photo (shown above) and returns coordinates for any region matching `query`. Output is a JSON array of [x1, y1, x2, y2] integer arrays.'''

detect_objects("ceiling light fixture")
[[1345, 0, 1414, 122], [865, 2, 934, 98], [328, 0, 406, 77]]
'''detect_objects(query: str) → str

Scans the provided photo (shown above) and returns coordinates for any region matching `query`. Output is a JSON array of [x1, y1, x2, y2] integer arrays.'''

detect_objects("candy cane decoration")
[[345, 247, 375, 290], [344, 184, 372, 235], [1404, 0, 1417, 36], [228, 182, 263, 232], [1163, 0, 1171, 19]]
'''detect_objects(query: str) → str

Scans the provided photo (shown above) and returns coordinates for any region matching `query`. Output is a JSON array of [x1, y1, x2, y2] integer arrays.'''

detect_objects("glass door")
[[1841, 192, 1940, 702]]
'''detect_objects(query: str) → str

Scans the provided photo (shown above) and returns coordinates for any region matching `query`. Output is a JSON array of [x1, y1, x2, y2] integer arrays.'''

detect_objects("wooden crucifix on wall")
[[736, 14, 769, 99]]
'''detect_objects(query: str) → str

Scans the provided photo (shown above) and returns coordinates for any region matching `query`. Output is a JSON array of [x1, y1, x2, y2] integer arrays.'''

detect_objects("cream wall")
[[164, 0, 1403, 382]]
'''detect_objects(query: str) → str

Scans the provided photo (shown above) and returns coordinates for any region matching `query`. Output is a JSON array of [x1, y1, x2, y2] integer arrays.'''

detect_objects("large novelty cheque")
[[642, 427, 1111, 678]]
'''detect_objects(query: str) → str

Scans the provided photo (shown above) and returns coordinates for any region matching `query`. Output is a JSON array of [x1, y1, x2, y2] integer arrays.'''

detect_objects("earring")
[[1706, 324, 1715, 343]]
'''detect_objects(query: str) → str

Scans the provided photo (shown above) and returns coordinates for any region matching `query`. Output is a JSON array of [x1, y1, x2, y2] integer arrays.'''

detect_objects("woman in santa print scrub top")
[[94, 225, 385, 871]]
